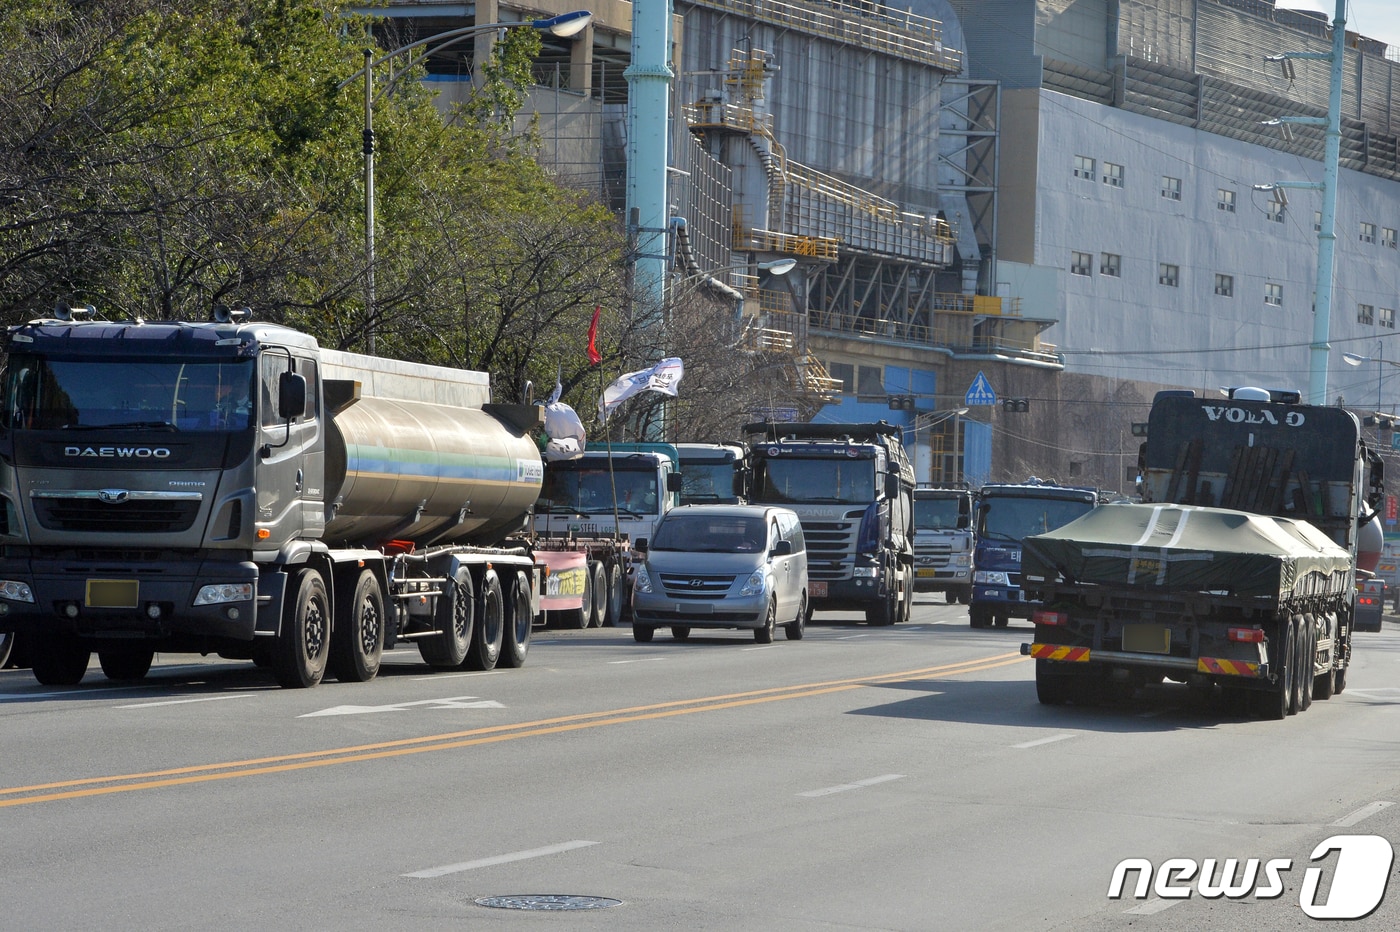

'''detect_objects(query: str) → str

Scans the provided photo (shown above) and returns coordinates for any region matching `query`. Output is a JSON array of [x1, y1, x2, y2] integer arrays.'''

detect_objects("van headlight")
[[633, 565, 654, 594], [739, 570, 766, 597]]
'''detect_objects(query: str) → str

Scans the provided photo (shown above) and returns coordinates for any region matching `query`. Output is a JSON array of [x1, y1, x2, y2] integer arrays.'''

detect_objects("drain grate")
[[474, 894, 623, 911]]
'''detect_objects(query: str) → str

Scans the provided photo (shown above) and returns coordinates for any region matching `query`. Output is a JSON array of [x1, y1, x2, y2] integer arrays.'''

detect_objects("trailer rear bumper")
[[1023, 642, 1267, 679]]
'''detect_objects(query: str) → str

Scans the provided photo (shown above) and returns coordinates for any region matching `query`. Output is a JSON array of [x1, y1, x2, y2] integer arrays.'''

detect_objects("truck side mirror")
[[884, 473, 899, 498], [666, 473, 683, 492], [278, 371, 307, 420]]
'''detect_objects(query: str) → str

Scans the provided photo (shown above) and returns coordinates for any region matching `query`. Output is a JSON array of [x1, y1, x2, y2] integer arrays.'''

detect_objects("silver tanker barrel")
[[318, 351, 544, 548]]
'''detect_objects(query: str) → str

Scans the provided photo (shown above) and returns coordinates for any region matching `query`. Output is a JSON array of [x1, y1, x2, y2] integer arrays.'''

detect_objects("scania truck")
[[743, 421, 915, 625], [0, 306, 546, 688]]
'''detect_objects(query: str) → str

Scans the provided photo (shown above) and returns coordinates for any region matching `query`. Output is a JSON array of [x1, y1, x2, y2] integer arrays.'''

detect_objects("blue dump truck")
[[1021, 387, 1385, 719], [969, 481, 1099, 628]]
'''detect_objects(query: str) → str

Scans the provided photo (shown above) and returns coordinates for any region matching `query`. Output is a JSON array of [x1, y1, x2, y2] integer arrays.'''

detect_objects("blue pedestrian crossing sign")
[[965, 371, 997, 406]]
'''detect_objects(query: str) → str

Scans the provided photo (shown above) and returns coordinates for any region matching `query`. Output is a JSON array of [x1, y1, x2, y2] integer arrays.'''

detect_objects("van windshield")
[[652, 514, 766, 552]]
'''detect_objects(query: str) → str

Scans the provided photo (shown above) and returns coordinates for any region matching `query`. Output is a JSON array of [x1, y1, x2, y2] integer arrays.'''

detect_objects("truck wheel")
[[601, 562, 625, 627], [958, 588, 972, 606], [419, 568, 473, 668], [500, 570, 532, 668], [1254, 619, 1293, 720], [785, 592, 808, 640], [466, 569, 504, 671], [1035, 661, 1074, 705], [1288, 614, 1306, 715], [98, 646, 154, 681], [994, 613, 1009, 628], [632, 624, 654, 643], [329, 570, 384, 683], [587, 561, 608, 628], [865, 592, 896, 626], [898, 573, 914, 624], [567, 563, 593, 629], [944, 591, 958, 605], [0, 631, 12, 669], [30, 633, 90, 686], [755, 599, 777, 644], [272, 568, 331, 688], [1334, 661, 1347, 694], [1297, 617, 1315, 712], [969, 604, 993, 629]]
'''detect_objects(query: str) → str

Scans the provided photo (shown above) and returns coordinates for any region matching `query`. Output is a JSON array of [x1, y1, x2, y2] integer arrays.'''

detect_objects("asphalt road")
[[1, 597, 1396, 931]]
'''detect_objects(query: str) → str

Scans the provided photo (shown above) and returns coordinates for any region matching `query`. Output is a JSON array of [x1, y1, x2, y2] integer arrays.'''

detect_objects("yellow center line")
[[0, 651, 1028, 808]]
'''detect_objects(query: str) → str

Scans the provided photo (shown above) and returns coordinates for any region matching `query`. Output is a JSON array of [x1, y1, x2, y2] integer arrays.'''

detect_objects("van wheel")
[[755, 599, 776, 644], [632, 624, 654, 643], [785, 593, 808, 640], [671, 626, 691, 641]]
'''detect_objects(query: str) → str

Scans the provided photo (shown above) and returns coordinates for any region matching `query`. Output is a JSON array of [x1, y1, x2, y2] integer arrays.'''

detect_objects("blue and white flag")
[[598, 357, 684, 423]]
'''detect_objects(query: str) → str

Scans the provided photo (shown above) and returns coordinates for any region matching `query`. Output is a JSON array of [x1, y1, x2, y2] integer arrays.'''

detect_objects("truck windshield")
[[915, 497, 965, 530], [978, 497, 1094, 543], [754, 458, 875, 504], [651, 514, 765, 552], [679, 461, 737, 504], [538, 466, 659, 516], [2, 356, 256, 432]]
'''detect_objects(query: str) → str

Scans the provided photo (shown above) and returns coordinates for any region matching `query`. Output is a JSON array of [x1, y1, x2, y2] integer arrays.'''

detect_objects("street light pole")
[[338, 11, 593, 354]]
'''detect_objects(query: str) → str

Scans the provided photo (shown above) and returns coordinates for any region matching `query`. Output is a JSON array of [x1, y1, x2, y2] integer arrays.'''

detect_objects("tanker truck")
[[0, 306, 546, 688], [1021, 387, 1384, 719]]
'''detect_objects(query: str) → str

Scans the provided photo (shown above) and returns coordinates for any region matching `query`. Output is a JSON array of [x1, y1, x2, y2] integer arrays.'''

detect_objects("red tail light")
[[1033, 609, 1067, 626], [1228, 627, 1265, 643]]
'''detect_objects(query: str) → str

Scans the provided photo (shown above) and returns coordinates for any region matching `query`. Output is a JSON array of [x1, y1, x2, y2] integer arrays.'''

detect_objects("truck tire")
[[329, 570, 385, 683], [1288, 614, 1306, 715], [500, 570, 532, 668], [1035, 660, 1078, 705], [958, 588, 972, 606], [755, 598, 777, 644], [602, 562, 625, 627], [1297, 616, 1315, 712], [30, 633, 90, 686], [969, 604, 993, 629], [1254, 619, 1293, 720], [419, 568, 473, 668], [98, 646, 155, 681], [866, 591, 897, 626], [272, 568, 331, 688], [632, 624, 654, 643], [466, 569, 504, 671], [587, 561, 608, 628], [566, 563, 593, 629], [0, 631, 12, 669], [785, 592, 808, 640], [897, 572, 914, 624]]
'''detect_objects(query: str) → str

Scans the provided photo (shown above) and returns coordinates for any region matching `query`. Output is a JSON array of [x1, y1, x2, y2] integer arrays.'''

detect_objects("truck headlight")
[[853, 566, 879, 578], [951, 554, 971, 568], [633, 565, 654, 594], [739, 569, 766, 597], [193, 583, 254, 605], [0, 580, 35, 603], [974, 571, 1010, 586]]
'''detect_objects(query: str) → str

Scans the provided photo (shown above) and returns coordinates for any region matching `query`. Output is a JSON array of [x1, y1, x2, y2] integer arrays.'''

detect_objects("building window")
[[1160, 176, 1182, 201], [1158, 263, 1179, 287], [1217, 188, 1236, 212], [1214, 274, 1234, 297], [1267, 201, 1286, 223], [1074, 155, 1095, 180], [1102, 162, 1124, 188], [1361, 222, 1377, 244], [1070, 251, 1093, 276], [1314, 210, 1322, 232], [1100, 253, 1121, 277], [1384, 228, 1398, 249], [1383, 308, 1397, 329], [826, 361, 854, 393], [1265, 283, 1283, 307], [1359, 304, 1375, 325], [856, 365, 884, 398]]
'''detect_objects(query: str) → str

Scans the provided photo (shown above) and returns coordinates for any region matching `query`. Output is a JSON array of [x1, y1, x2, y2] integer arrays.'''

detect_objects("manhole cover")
[[474, 895, 623, 911]]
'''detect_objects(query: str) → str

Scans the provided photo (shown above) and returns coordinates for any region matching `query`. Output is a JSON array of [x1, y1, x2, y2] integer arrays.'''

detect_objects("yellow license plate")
[[86, 579, 139, 608], [1122, 624, 1170, 654]]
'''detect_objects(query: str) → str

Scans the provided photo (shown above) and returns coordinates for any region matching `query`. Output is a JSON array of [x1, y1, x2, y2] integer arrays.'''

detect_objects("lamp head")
[[1343, 352, 1368, 367], [535, 10, 592, 37], [758, 258, 797, 276]]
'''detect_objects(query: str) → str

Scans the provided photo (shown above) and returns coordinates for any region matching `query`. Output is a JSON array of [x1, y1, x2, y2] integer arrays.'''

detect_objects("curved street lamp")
[[338, 11, 593, 351], [1342, 341, 1398, 411]]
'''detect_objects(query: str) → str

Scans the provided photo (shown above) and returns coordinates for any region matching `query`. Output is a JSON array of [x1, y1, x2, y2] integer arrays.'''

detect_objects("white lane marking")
[[404, 840, 599, 878], [116, 694, 255, 709], [410, 670, 503, 681], [300, 697, 505, 718], [1013, 733, 1078, 749], [798, 774, 905, 798], [836, 634, 869, 640], [1124, 898, 1182, 915], [741, 645, 775, 651], [608, 657, 667, 664], [1332, 800, 1396, 827]]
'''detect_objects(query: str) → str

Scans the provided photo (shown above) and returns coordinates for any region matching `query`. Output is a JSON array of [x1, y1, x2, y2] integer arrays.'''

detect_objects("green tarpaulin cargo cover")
[[1022, 502, 1352, 601]]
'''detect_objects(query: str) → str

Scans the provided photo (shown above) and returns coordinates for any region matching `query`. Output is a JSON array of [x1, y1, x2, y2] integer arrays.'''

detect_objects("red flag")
[[586, 306, 602, 366]]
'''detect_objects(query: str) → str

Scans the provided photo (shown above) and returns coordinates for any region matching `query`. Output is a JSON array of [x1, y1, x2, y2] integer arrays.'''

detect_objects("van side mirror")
[[634, 538, 648, 553], [278, 371, 307, 419], [770, 539, 793, 556]]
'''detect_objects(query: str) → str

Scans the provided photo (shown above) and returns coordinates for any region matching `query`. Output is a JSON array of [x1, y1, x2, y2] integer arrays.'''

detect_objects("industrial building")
[[364, 1, 1400, 494]]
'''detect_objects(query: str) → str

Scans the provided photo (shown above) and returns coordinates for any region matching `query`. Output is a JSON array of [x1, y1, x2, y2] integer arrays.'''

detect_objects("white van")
[[630, 504, 809, 643]]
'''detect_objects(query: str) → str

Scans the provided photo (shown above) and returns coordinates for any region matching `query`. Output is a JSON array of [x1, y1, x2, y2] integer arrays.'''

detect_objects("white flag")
[[598, 357, 684, 423]]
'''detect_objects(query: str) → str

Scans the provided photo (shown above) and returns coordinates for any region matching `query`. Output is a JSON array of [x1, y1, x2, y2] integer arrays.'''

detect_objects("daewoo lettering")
[[64, 446, 171, 459]]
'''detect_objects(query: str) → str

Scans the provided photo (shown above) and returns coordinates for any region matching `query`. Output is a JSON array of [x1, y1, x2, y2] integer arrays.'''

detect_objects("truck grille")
[[657, 572, 737, 598], [34, 498, 200, 534], [801, 518, 857, 580]]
